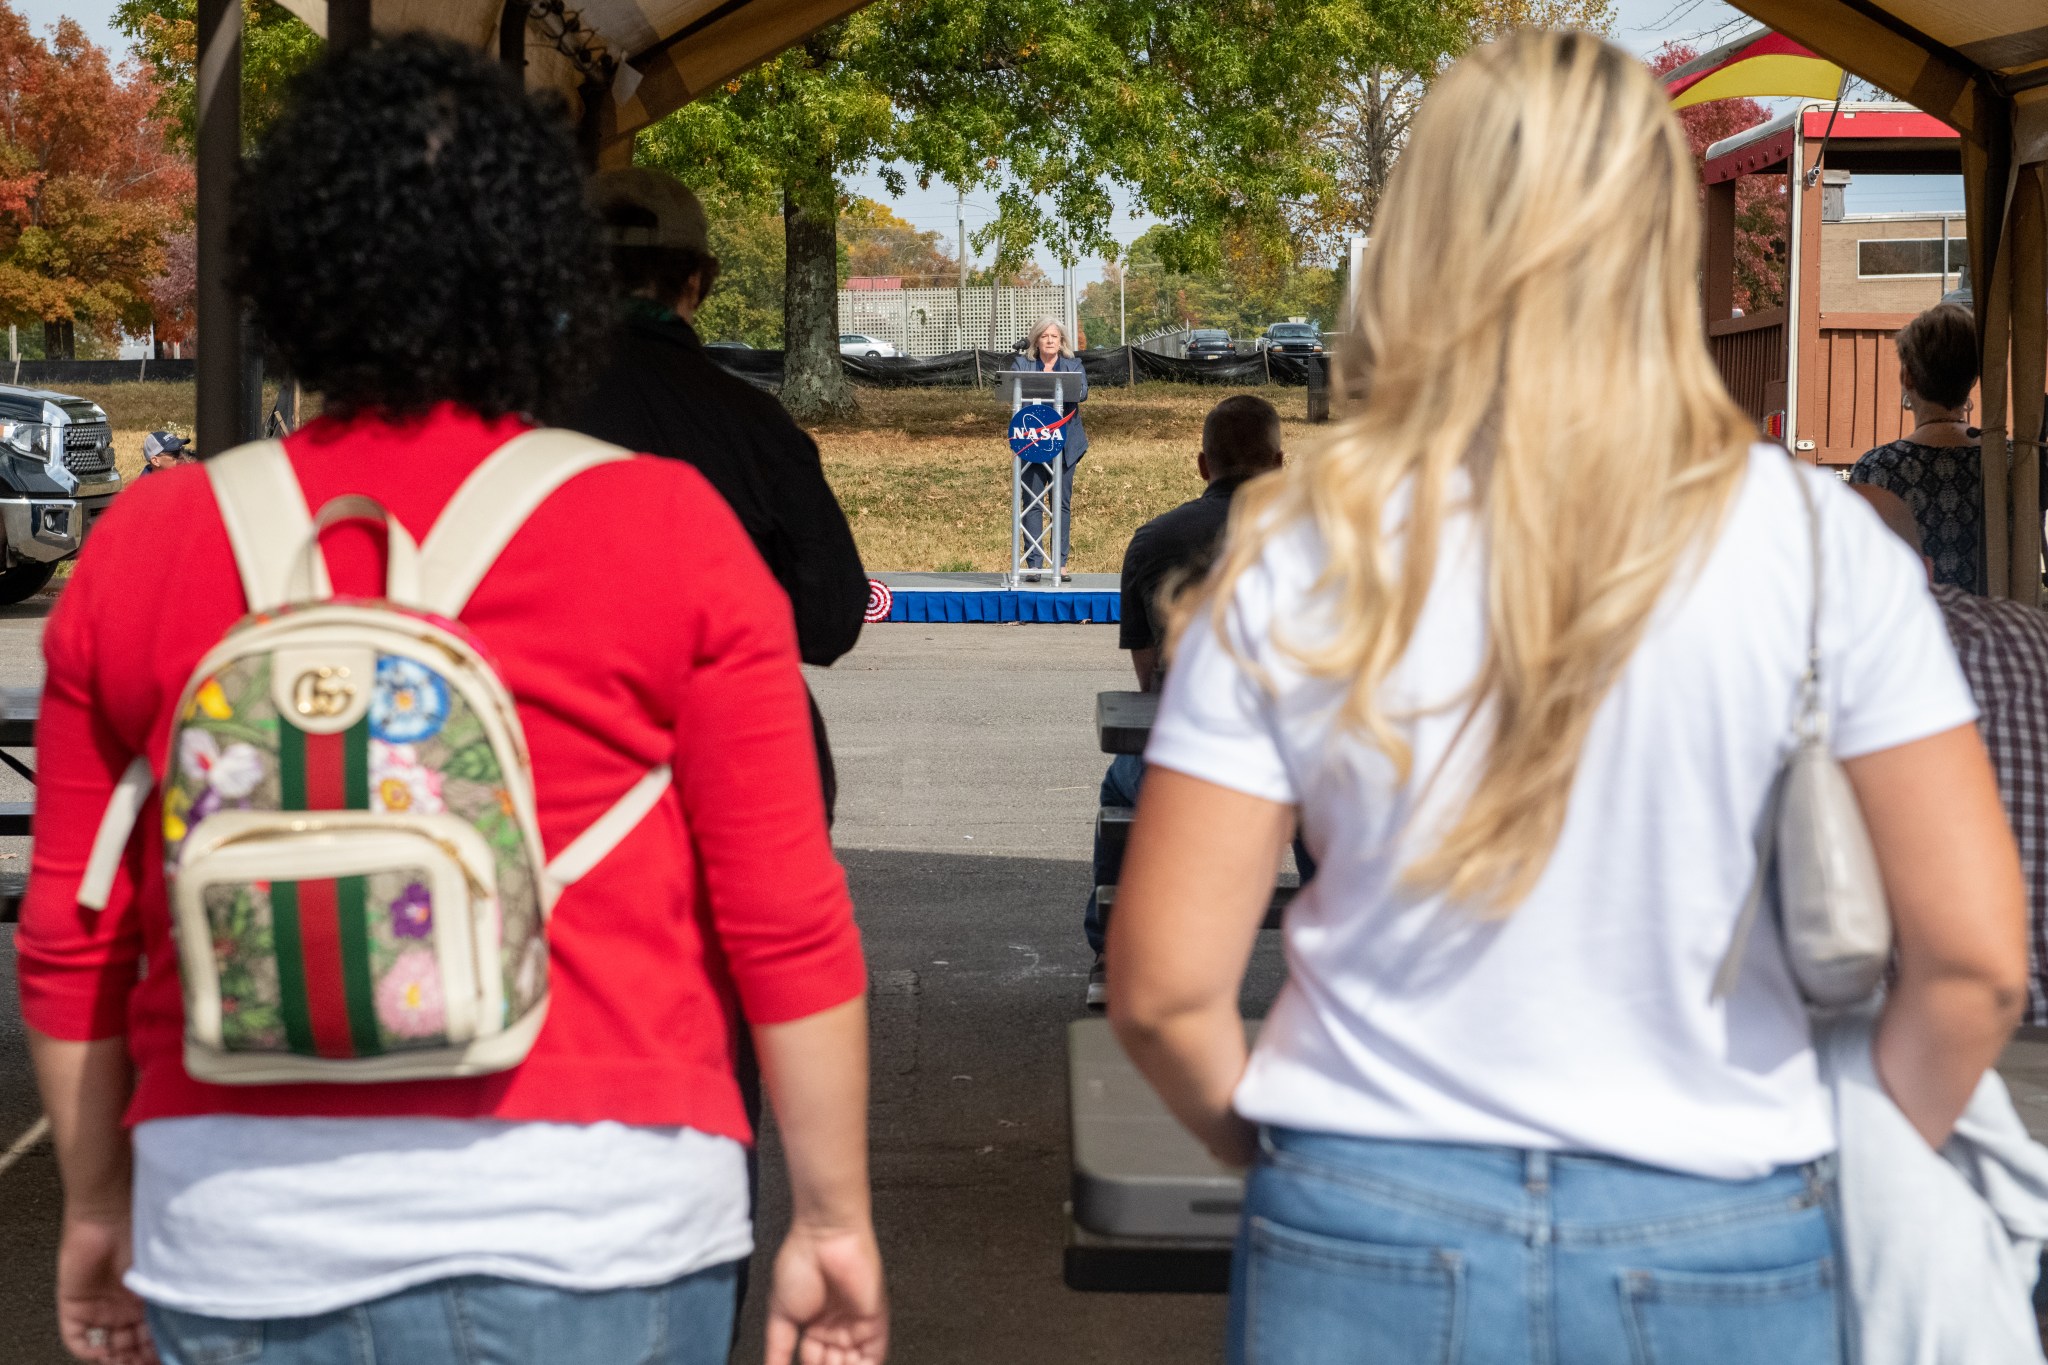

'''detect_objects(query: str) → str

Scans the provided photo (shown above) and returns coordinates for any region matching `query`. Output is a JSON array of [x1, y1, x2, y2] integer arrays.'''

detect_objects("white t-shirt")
[[126, 1116, 751, 1318], [1147, 446, 1978, 1180]]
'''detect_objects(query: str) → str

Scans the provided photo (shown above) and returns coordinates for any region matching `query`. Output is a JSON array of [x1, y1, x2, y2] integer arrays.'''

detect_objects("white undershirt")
[[1147, 447, 1979, 1180], [127, 1116, 752, 1319]]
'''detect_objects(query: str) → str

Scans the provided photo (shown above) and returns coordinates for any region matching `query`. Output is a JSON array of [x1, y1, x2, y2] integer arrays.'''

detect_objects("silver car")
[[838, 333, 899, 358]]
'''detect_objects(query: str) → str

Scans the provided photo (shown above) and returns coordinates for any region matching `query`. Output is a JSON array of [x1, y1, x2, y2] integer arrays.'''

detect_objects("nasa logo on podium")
[[1007, 403, 1069, 463]]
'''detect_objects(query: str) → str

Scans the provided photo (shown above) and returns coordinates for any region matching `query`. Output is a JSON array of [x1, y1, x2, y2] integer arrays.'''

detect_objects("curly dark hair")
[[234, 35, 608, 422]]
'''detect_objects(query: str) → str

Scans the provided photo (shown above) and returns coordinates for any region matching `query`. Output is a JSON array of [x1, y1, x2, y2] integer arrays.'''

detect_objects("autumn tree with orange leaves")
[[0, 1, 191, 357], [1648, 43, 1789, 313]]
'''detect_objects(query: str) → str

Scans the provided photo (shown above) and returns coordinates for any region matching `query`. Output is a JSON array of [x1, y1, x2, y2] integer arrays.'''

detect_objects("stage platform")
[[870, 572, 1120, 624]]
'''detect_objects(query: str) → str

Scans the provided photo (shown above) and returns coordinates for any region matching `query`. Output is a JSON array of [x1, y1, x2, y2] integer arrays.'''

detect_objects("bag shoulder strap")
[[543, 763, 674, 894], [1712, 458, 1828, 1002], [206, 440, 328, 612], [416, 429, 633, 620], [1791, 462, 1825, 727], [90, 442, 313, 911]]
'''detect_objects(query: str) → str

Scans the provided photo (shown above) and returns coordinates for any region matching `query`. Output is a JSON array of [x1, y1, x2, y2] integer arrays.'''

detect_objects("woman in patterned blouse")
[[1848, 302, 1981, 591]]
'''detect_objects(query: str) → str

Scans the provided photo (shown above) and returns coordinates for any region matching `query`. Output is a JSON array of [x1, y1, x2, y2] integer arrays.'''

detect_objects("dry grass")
[[75, 379, 1317, 571], [811, 384, 1316, 572]]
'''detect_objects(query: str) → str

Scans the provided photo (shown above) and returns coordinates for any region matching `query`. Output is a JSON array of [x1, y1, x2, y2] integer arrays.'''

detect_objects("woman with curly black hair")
[[20, 35, 885, 1365]]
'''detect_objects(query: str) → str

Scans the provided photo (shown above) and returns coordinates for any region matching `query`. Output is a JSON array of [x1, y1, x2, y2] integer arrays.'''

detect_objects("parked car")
[[1184, 329, 1235, 360], [839, 333, 899, 358], [1260, 322, 1325, 356], [1941, 264, 1971, 310], [705, 339, 753, 351], [0, 384, 123, 602]]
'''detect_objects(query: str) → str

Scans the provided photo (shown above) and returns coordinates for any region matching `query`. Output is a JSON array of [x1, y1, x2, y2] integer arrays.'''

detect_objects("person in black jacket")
[[567, 168, 867, 819]]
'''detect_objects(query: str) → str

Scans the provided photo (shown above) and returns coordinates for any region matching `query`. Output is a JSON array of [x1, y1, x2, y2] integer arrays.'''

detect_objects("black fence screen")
[[713, 346, 1322, 390]]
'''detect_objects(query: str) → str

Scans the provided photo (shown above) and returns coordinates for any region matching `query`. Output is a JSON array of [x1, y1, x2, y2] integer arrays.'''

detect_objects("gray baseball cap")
[[590, 168, 710, 255]]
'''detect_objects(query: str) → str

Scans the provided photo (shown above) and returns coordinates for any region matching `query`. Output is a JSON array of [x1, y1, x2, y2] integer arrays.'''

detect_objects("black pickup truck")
[[0, 384, 123, 602]]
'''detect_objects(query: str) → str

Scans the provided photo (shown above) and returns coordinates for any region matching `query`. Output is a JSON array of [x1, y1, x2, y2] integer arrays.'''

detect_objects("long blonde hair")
[[1180, 30, 1756, 912]]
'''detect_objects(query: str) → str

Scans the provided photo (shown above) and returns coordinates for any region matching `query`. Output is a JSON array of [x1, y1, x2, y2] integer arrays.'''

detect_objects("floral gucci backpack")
[[78, 430, 671, 1085]]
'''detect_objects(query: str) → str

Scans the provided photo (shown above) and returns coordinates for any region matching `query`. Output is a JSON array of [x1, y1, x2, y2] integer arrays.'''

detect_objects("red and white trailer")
[[1701, 103, 1965, 465]]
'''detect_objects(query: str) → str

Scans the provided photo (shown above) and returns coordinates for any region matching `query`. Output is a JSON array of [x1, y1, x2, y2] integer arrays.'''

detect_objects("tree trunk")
[[780, 142, 855, 422], [42, 319, 74, 360]]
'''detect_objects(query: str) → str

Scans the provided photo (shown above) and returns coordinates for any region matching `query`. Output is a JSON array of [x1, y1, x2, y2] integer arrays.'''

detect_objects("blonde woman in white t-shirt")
[[1107, 30, 2025, 1365]]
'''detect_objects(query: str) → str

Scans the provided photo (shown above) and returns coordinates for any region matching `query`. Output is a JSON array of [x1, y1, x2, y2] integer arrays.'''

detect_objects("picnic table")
[[1071, 689, 1274, 1292], [1092, 690, 1295, 928], [1095, 690, 1157, 756], [1066, 1017, 1239, 1292]]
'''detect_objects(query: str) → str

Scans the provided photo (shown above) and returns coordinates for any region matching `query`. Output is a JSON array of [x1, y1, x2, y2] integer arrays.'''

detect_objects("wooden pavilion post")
[[328, 0, 372, 53], [194, 0, 243, 457], [500, 0, 528, 69], [2001, 166, 2046, 603], [1702, 178, 1737, 323], [1791, 134, 1825, 462], [1969, 97, 2016, 599]]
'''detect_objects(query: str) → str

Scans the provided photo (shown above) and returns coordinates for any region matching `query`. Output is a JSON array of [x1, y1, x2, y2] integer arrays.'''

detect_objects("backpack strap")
[[415, 428, 657, 897], [84, 442, 321, 910], [77, 756, 155, 910], [206, 440, 330, 612], [543, 762, 675, 894], [416, 429, 633, 619]]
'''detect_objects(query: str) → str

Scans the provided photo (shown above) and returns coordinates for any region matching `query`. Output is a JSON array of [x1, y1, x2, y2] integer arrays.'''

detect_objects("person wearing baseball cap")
[[140, 430, 195, 473], [565, 168, 867, 820]]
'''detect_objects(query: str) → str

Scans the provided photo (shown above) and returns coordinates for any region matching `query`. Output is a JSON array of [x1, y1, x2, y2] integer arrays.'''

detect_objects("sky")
[[21, 0, 1960, 281]]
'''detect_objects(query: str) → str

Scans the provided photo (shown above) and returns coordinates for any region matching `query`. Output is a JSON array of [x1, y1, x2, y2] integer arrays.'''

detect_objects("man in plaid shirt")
[[1854, 484, 2048, 1025]]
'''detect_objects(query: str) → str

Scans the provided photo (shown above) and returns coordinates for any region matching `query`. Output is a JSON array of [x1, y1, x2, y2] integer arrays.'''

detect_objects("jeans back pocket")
[[145, 1305, 265, 1365], [1621, 1257, 1839, 1365], [1242, 1215, 1464, 1365]]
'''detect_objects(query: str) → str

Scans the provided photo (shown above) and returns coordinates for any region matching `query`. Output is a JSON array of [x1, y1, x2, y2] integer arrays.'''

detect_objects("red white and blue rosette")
[[863, 578, 894, 623]]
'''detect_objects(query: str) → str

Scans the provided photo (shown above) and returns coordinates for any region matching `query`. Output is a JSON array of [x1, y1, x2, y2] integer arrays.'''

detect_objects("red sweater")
[[16, 405, 865, 1140]]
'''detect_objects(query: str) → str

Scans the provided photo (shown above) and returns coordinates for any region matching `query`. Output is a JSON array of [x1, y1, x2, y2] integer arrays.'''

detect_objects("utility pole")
[[1118, 264, 1125, 348], [1064, 262, 1077, 350], [956, 187, 967, 355]]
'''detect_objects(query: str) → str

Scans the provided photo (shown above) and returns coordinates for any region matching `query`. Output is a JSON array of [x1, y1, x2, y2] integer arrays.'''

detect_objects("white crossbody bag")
[[1713, 463, 1891, 1010]]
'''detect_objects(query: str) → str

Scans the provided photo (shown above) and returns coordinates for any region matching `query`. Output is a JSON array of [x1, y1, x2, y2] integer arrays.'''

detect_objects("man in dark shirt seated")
[[566, 168, 867, 820], [1085, 395, 1284, 1004]]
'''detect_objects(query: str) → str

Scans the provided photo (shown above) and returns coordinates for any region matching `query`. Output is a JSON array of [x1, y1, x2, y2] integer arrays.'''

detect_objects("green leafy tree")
[[693, 194, 968, 347], [1079, 224, 1341, 346], [642, 1, 1458, 419], [114, 0, 322, 151], [693, 184, 785, 348]]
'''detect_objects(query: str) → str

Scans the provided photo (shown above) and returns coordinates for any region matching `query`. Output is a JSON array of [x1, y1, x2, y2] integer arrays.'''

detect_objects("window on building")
[[1857, 237, 1969, 277]]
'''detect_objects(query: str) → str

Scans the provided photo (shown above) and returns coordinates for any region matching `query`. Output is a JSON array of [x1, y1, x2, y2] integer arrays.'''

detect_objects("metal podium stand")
[[999, 369, 1086, 589]]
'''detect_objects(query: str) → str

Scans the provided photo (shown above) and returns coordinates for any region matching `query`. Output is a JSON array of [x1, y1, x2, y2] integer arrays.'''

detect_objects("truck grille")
[[62, 422, 113, 477]]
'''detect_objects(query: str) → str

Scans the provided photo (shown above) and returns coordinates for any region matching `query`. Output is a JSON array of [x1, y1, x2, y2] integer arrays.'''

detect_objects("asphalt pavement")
[[0, 593, 64, 1365], [0, 615, 1264, 1365]]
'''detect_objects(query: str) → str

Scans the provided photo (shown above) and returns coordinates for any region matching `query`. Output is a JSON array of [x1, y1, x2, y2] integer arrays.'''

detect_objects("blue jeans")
[[1021, 457, 1078, 568], [146, 1263, 740, 1365], [1086, 753, 1146, 953], [1231, 1129, 1842, 1365]]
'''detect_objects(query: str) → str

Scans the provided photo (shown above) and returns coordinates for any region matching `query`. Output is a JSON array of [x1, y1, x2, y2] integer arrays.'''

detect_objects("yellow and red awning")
[[1662, 27, 1846, 108]]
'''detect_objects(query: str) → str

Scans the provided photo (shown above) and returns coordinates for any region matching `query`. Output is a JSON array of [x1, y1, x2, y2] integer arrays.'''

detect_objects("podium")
[[999, 369, 1087, 589]]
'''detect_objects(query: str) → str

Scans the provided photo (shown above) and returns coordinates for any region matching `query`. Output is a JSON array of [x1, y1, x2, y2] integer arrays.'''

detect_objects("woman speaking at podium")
[[1021, 317, 1088, 578]]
